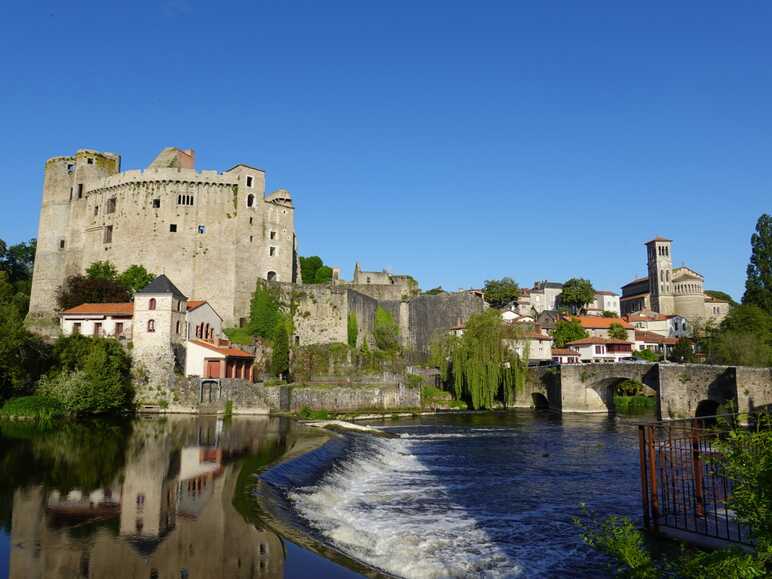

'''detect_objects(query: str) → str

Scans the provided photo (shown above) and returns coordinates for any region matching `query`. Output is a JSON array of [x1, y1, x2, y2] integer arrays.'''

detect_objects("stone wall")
[[291, 285, 349, 346], [657, 364, 737, 420], [270, 383, 420, 413], [406, 292, 486, 354], [346, 290, 378, 347], [735, 366, 772, 414]]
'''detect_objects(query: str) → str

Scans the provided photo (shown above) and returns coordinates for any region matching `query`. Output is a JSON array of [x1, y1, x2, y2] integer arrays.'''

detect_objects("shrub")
[[633, 349, 659, 362], [607, 322, 628, 341], [298, 406, 330, 420], [224, 327, 254, 345], [56, 274, 131, 310], [347, 312, 358, 348], [248, 281, 283, 340], [0, 396, 64, 421], [271, 322, 290, 378], [374, 306, 400, 351]]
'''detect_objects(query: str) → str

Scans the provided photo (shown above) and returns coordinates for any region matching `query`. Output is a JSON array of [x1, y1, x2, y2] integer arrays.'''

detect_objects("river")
[[0, 411, 649, 578]]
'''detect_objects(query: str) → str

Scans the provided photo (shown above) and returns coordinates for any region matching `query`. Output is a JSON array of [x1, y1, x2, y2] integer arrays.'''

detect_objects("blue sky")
[[1, 1, 770, 299]]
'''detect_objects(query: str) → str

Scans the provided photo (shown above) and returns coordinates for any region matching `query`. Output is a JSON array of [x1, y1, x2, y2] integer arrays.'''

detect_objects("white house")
[[61, 303, 134, 339], [625, 311, 689, 338], [586, 291, 621, 316], [186, 300, 223, 341], [566, 337, 634, 363], [573, 316, 636, 342], [551, 348, 581, 364], [185, 339, 255, 380], [634, 330, 678, 357], [506, 332, 554, 364]]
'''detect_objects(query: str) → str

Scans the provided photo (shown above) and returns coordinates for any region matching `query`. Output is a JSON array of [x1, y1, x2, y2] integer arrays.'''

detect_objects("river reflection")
[[0, 415, 350, 579]]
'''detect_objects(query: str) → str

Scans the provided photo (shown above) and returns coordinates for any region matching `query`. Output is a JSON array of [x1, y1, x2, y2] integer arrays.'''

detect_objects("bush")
[[56, 274, 131, 310], [224, 327, 254, 345], [374, 306, 400, 351], [248, 281, 283, 340], [271, 322, 290, 378], [347, 312, 358, 348], [0, 396, 64, 421], [613, 395, 656, 414], [298, 406, 330, 420], [633, 349, 659, 362]]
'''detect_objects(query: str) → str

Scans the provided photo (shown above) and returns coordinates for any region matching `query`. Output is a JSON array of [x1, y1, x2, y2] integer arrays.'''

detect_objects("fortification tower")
[[646, 236, 675, 315], [28, 150, 121, 323]]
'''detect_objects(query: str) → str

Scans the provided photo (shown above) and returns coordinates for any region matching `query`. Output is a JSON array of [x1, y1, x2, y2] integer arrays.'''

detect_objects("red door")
[[205, 360, 221, 378]]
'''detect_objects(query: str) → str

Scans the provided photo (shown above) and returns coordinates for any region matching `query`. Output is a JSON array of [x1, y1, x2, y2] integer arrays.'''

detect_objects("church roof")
[[646, 236, 672, 243], [137, 275, 187, 299]]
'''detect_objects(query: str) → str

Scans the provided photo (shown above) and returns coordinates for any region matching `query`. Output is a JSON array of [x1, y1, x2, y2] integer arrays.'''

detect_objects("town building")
[[332, 262, 419, 301], [620, 237, 731, 323], [586, 291, 621, 316], [625, 311, 689, 338], [566, 337, 634, 363], [572, 315, 635, 342], [551, 348, 581, 364], [634, 330, 677, 357], [29, 147, 299, 328]]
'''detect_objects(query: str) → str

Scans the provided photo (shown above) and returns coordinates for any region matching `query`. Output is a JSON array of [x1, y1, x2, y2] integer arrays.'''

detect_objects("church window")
[[170, 224, 177, 232], [246, 176, 254, 187], [78, 184, 84, 198], [270, 246, 276, 257], [103, 225, 113, 244], [147, 319, 155, 332], [247, 194, 255, 208], [70, 187, 73, 201], [666, 270, 670, 281], [179, 301, 185, 312], [267, 271, 277, 281], [152, 198, 160, 208], [107, 197, 116, 213], [149, 298, 156, 310]]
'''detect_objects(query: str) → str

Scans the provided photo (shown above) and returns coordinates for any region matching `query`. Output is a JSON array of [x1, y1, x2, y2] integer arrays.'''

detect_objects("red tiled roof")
[[187, 300, 207, 311], [595, 290, 618, 296], [190, 340, 254, 358], [567, 337, 632, 346], [62, 303, 134, 316], [570, 316, 633, 330], [525, 332, 553, 341], [552, 348, 580, 357], [626, 312, 669, 322], [634, 330, 678, 345]]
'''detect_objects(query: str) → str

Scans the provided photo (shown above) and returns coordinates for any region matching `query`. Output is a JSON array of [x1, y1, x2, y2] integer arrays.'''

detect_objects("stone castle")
[[28, 147, 298, 327]]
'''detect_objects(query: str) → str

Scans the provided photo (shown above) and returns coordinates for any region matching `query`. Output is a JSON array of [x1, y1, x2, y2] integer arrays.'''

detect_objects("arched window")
[[247, 194, 255, 208], [147, 319, 155, 333], [149, 298, 156, 311], [267, 271, 277, 281]]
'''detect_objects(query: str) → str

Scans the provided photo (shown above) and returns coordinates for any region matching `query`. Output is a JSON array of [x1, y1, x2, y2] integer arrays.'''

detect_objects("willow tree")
[[430, 309, 528, 409]]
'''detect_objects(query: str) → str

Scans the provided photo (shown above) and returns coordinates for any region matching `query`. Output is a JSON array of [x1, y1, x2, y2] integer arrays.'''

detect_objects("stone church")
[[620, 237, 730, 323], [28, 147, 299, 327]]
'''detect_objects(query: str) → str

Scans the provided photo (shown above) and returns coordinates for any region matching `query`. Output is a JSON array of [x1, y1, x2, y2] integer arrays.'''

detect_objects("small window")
[[70, 187, 73, 201], [94, 205, 99, 216], [149, 298, 156, 310], [176, 320, 181, 334], [115, 322, 124, 336], [94, 322, 102, 337], [269, 247, 276, 256], [197, 225, 206, 234], [147, 319, 155, 332], [66, 163, 75, 174], [246, 175, 254, 187], [170, 224, 177, 232], [247, 194, 255, 208], [152, 198, 160, 208], [59, 239, 65, 249], [77, 184, 84, 198], [178, 301, 184, 312], [249, 235, 253, 243], [267, 271, 277, 281], [249, 217, 253, 225], [87, 157, 94, 165], [270, 231, 276, 240], [73, 322, 81, 334], [177, 195, 194, 206], [103, 225, 113, 244]]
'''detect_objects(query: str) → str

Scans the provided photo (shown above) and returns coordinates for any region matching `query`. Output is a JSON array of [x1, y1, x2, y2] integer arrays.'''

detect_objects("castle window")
[[176, 320, 181, 334], [87, 157, 94, 165], [103, 225, 113, 244], [78, 184, 84, 198], [249, 217, 253, 225], [170, 224, 177, 232], [247, 194, 255, 208], [267, 271, 277, 282], [249, 235, 253, 243], [149, 298, 156, 310], [67, 163, 75, 174], [106, 197, 116, 213], [270, 246, 276, 256], [94, 205, 99, 216], [152, 198, 160, 209], [59, 239, 65, 249], [246, 176, 254, 187], [70, 187, 73, 201], [147, 319, 155, 332], [197, 225, 206, 234], [270, 231, 276, 240], [177, 195, 194, 206]]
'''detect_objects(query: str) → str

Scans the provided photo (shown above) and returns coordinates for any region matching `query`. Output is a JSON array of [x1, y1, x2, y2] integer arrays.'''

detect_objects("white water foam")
[[288, 436, 523, 578]]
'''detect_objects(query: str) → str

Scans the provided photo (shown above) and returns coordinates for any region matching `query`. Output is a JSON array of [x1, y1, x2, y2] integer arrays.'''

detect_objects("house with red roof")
[[566, 336, 634, 363]]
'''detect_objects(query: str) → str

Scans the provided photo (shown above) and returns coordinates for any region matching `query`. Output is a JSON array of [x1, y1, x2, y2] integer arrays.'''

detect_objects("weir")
[[522, 363, 772, 420]]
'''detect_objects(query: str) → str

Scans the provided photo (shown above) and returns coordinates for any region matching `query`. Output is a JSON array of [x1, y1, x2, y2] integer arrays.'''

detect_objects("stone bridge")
[[521, 363, 772, 420]]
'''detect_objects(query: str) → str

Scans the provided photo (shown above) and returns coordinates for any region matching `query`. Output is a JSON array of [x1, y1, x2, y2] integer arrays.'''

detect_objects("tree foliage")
[[429, 310, 527, 410], [248, 280, 283, 340], [551, 318, 588, 347], [314, 265, 333, 284], [86, 260, 119, 280], [0, 238, 36, 316], [743, 213, 772, 314], [56, 275, 131, 310], [703, 304, 772, 367], [271, 322, 290, 378], [117, 265, 155, 295], [705, 290, 737, 306], [633, 349, 659, 362], [560, 278, 595, 313], [670, 338, 695, 363], [423, 286, 445, 295], [374, 306, 400, 351], [483, 278, 520, 309], [299, 255, 335, 285], [347, 312, 358, 348], [608, 322, 628, 340]]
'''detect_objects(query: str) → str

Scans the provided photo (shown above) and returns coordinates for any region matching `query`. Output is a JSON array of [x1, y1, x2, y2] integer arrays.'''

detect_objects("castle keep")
[[28, 147, 298, 326]]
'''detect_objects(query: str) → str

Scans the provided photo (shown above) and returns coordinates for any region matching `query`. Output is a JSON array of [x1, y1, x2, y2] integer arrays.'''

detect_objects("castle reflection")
[[6, 416, 303, 579]]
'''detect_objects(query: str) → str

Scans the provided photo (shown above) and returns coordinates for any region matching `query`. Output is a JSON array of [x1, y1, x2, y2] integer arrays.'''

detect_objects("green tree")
[[299, 256, 323, 284], [374, 306, 400, 351], [560, 278, 595, 314], [423, 287, 445, 295], [633, 349, 659, 362], [608, 322, 628, 341], [271, 322, 290, 378], [118, 265, 155, 295], [707, 304, 772, 367], [742, 213, 772, 313], [314, 265, 333, 284], [0, 238, 36, 316], [602, 310, 617, 318], [247, 281, 283, 340], [85, 260, 119, 280], [483, 277, 520, 309], [347, 312, 358, 348], [56, 275, 131, 310], [551, 318, 588, 347], [670, 338, 695, 363]]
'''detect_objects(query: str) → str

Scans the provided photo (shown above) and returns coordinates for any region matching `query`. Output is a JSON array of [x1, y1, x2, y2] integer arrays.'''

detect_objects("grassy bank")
[[613, 395, 656, 414], [0, 395, 65, 421]]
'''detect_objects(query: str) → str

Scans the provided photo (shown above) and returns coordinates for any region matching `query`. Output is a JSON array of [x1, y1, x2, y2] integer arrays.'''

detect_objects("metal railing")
[[638, 414, 759, 545]]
